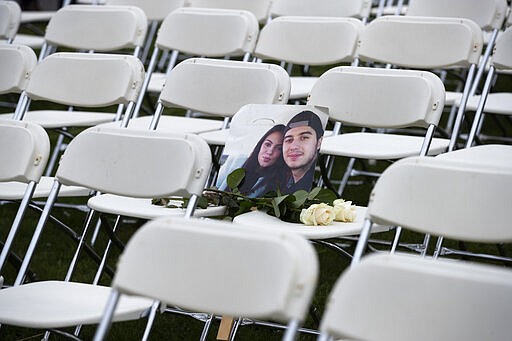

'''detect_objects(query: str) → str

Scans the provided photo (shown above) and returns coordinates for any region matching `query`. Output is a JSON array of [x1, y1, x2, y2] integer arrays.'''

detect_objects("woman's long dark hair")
[[239, 124, 288, 195]]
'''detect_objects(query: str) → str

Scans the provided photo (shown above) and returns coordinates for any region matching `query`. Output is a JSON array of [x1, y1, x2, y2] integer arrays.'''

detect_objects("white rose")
[[300, 203, 335, 226], [332, 199, 357, 222]]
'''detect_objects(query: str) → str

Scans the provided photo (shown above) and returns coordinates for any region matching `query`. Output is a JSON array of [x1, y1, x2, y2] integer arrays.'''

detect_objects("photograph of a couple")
[[216, 105, 328, 198]]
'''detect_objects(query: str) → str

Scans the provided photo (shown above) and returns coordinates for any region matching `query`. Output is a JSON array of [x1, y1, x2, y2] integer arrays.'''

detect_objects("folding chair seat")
[[91, 57, 289, 220], [93, 216, 319, 341], [458, 27, 512, 146], [185, 0, 273, 24], [0, 0, 20, 44], [136, 7, 260, 118], [252, 16, 364, 103], [437, 144, 512, 168], [270, 0, 372, 20], [0, 127, 213, 340], [309, 66, 448, 196], [317, 156, 512, 341]]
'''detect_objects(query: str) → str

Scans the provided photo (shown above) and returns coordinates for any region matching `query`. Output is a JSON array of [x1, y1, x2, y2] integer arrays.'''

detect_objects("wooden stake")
[[216, 316, 234, 340]]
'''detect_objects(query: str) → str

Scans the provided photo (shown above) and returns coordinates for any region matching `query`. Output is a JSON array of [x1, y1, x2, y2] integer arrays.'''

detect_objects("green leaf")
[[226, 168, 246, 190], [271, 198, 281, 218], [307, 187, 322, 200], [315, 188, 338, 204], [290, 190, 308, 208], [273, 194, 290, 206]]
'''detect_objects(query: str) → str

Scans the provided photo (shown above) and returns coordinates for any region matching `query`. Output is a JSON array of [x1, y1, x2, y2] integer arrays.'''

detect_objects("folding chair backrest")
[[0, 0, 20, 42], [185, 0, 273, 23], [270, 0, 372, 20], [159, 57, 290, 117], [44, 5, 147, 52], [55, 128, 211, 198], [0, 119, 50, 183], [320, 252, 512, 341], [253, 16, 364, 66], [493, 27, 512, 70], [106, 0, 185, 21], [406, 0, 508, 31], [358, 15, 483, 69], [308, 66, 445, 129], [0, 44, 37, 95], [25, 52, 144, 107], [113, 216, 318, 322], [156, 7, 258, 57], [367, 156, 512, 243]]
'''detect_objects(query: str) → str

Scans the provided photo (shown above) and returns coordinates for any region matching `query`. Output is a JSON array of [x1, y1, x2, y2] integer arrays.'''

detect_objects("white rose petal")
[[333, 199, 357, 222], [300, 203, 335, 226]]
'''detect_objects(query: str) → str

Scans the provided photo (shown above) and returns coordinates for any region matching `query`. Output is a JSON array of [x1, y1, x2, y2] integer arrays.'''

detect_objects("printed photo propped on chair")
[[216, 104, 329, 198]]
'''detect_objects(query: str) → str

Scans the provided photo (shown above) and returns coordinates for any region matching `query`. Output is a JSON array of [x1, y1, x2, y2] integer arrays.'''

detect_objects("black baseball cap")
[[285, 110, 323, 139]]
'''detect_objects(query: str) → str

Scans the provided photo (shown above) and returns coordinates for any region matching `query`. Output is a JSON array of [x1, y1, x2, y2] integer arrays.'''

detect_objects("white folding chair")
[[252, 16, 364, 103], [0, 0, 20, 44], [105, 0, 186, 62], [357, 15, 484, 152], [185, 0, 273, 23], [0, 44, 36, 116], [93, 216, 319, 341], [462, 27, 512, 146], [405, 0, 509, 135], [0, 52, 144, 282], [318, 252, 512, 341], [317, 155, 512, 341], [0, 5, 149, 175], [309, 66, 448, 196], [36, 4, 147, 60], [270, 0, 372, 21], [135, 7, 260, 117], [0, 119, 49, 287], [91, 57, 289, 221], [0, 127, 212, 340], [127, 56, 289, 136]]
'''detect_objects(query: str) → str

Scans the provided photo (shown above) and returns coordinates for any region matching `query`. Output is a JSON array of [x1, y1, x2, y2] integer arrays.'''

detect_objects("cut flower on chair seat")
[[153, 168, 356, 226]]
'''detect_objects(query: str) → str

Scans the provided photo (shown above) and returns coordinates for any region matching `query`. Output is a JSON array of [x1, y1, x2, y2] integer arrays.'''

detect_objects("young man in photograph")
[[281, 110, 324, 194]]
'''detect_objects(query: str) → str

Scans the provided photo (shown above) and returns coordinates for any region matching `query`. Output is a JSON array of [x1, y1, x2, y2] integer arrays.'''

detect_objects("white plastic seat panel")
[[198, 129, 231, 145], [0, 111, 118, 128], [146, 72, 166, 93], [233, 207, 389, 240], [289, 76, 318, 100], [20, 11, 55, 23], [0, 281, 153, 329], [87, 194, 226, 220], [199, 126, 333, 146], [320, 132, 449, 159], [436, 144, 512, 168], [11, 34, 45, 48], [463, 93, 512, 114], [98, 115, 224, 134], [444, 90, 462, 106], [0, 177, 91, 200]]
